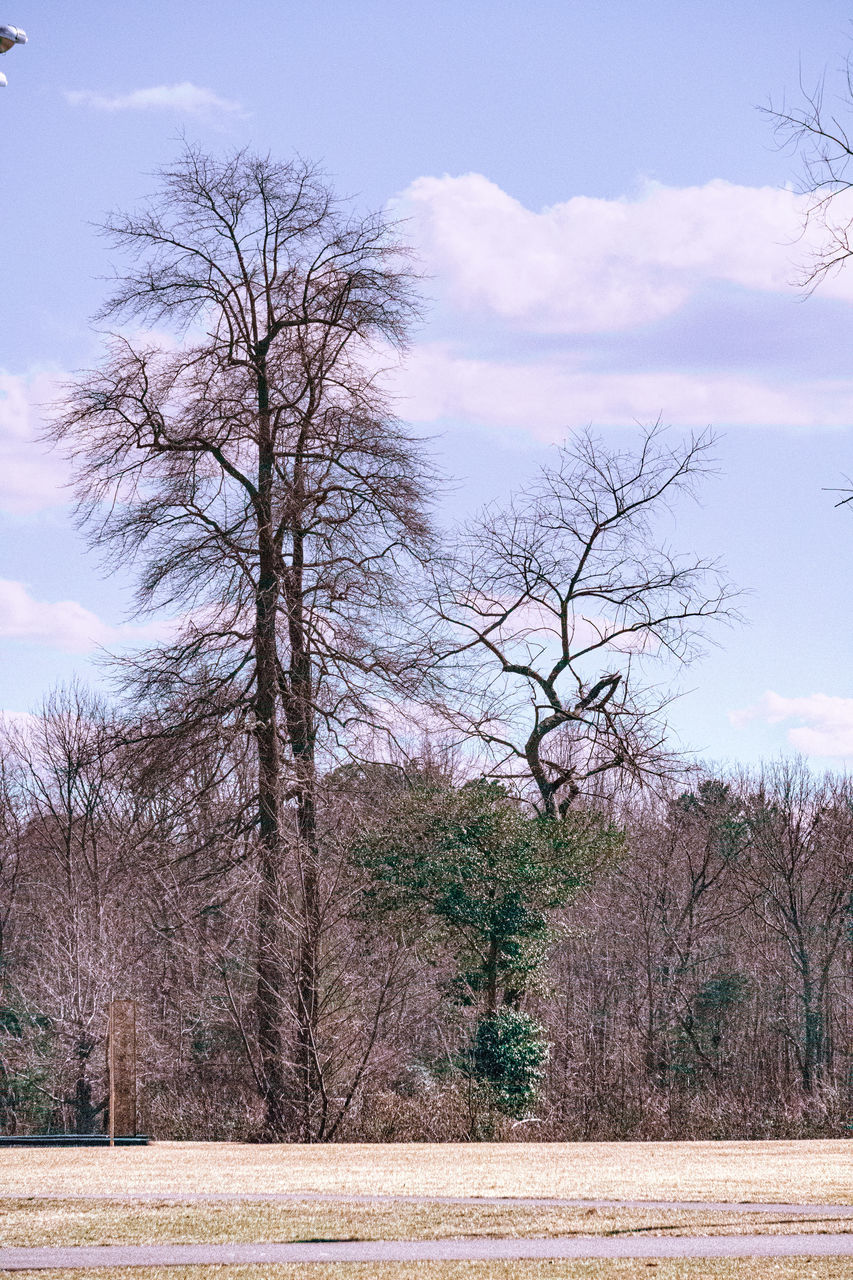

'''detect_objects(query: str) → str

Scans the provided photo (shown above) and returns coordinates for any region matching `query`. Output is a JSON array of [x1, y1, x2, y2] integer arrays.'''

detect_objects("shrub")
[[472, 1009, 549, 1117]]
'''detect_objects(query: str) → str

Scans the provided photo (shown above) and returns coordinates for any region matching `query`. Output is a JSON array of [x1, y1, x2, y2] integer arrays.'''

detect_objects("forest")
[[1, 143, 851, 1145]]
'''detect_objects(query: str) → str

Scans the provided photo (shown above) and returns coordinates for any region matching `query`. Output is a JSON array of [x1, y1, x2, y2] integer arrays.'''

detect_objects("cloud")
[[386, 174, 853, 436], [0, 580, 172, 654], [390, 344, 853, 435], [399, 174, 853, 333], [0, 580, 113, 652], [730, 691, 853, 758], [65, 82, 244, 117], [0, 371, 69, 513]]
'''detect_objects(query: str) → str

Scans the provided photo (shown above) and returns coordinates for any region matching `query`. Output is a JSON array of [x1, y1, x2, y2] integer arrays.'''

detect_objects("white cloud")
[[0, 371, 69, 513], [390, 344, 853, 434], [0, 580, 113, 652], [0, 580, 171, 654], [399, 174, 853, 333], [730, 691, 853, 758], [65, 82, 244, 117]]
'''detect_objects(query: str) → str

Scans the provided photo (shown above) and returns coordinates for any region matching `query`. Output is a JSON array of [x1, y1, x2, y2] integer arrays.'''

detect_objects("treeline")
[[4, 143, 849, 1142], [0, 693, 850, 1142]]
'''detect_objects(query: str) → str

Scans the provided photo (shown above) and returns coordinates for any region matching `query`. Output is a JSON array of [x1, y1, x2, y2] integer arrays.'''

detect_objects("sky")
[[4, 0, 853, 769]]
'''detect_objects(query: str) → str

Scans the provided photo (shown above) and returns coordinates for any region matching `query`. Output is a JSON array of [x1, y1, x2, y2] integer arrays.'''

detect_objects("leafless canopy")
[[49, 147, 432, 737], [766, 54, 853, 293], [431, 427, 739, 817]]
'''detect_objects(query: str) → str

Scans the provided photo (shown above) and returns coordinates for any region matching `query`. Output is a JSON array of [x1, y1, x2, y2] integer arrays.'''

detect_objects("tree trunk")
[[73, 1075, 98, 1135], [254, 365, 287, 1140], [282, 513, 323, 1141], [484, 934, 499, 1017]]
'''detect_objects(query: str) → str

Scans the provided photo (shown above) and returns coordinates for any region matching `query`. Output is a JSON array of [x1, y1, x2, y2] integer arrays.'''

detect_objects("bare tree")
[[766, 54, 853, 512], [6, 687, 138, 1133], [0, 735, 24, 1131], [766, 56, 853, 296], [738, 760, 853, 1093], [621, 782, 748, 1087], [431, 427, 738, 817], [49, 146, 433, 1138], [0, 737, 21, 984]]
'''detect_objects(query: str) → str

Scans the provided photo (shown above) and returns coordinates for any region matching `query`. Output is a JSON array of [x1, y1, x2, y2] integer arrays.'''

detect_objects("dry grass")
[[0, 1198, 851, 1248], [4, 1260, 853, 1279], [1, 1141, 851, 1204]]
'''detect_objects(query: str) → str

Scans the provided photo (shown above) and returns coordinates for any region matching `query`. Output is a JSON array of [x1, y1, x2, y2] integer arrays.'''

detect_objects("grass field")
[[1, 1197, 850, 1248], [1, 1140, 851, 1204], [4, 1261, 853, 1279], [2, 1141, 852, 1279]]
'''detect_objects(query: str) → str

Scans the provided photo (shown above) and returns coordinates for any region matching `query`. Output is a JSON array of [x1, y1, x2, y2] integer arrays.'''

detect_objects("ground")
[[0, 1197, 849, 1246], [0, 1141, 850, 1278], [1, 1140, 850, 1203], [5, 1263, 853, 1279]]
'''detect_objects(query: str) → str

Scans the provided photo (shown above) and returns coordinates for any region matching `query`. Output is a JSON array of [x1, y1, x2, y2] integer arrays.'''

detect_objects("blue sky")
[[4, 0, 853, 767]]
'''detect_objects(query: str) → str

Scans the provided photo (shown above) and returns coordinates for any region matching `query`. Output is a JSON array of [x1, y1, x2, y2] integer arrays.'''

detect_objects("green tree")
[[361, 779, 618, 1015], [359, 779, 621, 1116]]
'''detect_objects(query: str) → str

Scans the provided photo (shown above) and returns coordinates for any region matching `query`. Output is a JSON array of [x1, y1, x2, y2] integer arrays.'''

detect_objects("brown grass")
[[4, 1259, 853, 1279], [0, 1197, 851, 1248], [0, 1141, 850, 1204]]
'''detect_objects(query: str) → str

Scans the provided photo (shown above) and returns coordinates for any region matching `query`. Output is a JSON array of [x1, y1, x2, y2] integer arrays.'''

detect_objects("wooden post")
[[106, 999, 137, 1140]]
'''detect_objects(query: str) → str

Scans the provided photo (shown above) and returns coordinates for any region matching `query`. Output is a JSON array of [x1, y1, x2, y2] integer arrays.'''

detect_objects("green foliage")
[[693, 971, 750, 1019], [359, 778, 620, 1126], [675, 779, 750, 860], [0, 1008, 21, 1038], [359, 778, 622, 1007], [471, 1009, 549, 1117], [658, 970, 751, 1085], [0, 998, 56, 1133]]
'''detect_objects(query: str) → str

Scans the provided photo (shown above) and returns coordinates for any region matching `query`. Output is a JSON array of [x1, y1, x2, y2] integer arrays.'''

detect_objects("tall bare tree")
[[431, 427, 738, 817], [49, 146, 433, 1138]]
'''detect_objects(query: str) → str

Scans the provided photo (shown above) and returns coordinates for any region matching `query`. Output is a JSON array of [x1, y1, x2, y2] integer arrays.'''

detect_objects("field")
[[5, 1262, 853, 1279], [1, 1140, 851, 1203], [1, 1141, 851, 1279], [1, 1196, 849, 1247]]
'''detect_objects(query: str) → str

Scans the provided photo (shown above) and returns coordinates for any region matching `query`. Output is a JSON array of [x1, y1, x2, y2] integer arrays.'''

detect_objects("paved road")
[[1, 1233, 853, 1268]]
